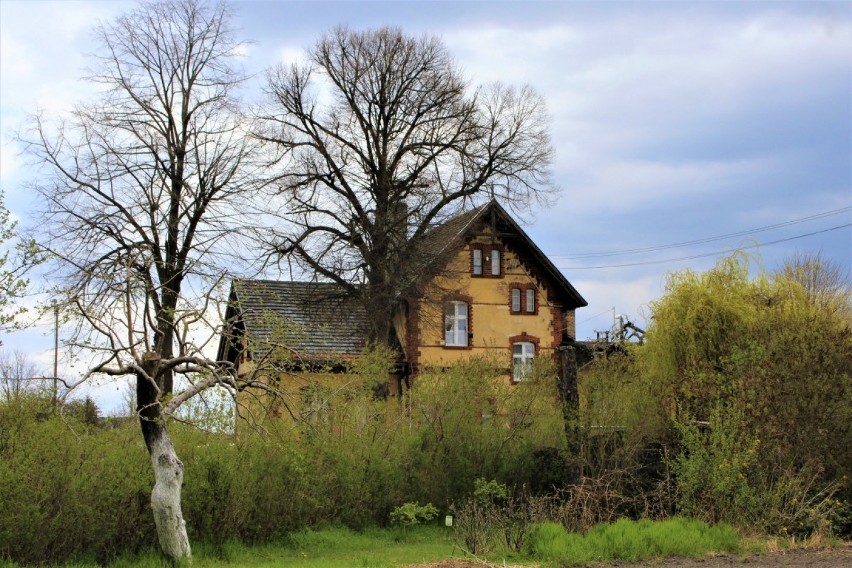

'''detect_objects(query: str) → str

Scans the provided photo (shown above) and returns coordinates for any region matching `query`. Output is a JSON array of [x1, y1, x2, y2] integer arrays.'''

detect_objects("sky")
[[1, 0, 850, 413]]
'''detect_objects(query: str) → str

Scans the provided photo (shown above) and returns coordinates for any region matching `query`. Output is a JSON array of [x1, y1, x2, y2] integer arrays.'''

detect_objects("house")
[[217, 200, 586, 405]]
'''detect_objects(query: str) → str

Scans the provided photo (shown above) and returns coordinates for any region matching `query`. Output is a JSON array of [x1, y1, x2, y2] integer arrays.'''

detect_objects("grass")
[[11, 526, 462, 568], [1, 519, 742, 567], [525, 517, 740, 565]]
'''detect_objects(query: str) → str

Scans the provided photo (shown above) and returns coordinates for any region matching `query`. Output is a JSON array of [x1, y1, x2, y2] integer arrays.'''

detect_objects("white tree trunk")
[[148, 429, 192, 563]]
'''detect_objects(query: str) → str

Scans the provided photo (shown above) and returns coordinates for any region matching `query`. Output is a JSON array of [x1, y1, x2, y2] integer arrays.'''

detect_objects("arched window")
[[512, 341, 535, 381]]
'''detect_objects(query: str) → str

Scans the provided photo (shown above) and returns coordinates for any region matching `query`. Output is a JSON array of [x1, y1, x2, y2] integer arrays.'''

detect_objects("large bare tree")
[[19, 0, 263, 561], [258, 26, 555, 344]]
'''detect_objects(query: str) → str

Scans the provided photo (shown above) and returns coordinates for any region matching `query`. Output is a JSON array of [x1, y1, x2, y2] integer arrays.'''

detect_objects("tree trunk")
[[148, 427, 191, 562], [557, 345, 581, 481], [138, 353, 191, 563]]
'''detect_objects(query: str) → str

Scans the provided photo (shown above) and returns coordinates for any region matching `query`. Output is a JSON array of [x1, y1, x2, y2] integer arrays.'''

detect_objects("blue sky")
[[1, 1, 850, 411]]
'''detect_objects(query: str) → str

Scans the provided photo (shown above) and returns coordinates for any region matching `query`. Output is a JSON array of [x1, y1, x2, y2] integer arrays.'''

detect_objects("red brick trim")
[[509, 333, 540, 383], [470, 244, 503, 279], [509, 333, 540, 349], [508, 282, 538, 315], [550, 306, 563, 348]]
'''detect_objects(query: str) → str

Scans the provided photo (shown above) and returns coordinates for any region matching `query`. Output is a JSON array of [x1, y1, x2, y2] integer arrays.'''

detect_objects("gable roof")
[[416, 200, 588, 309], [218, 200, 587, 365], [217, 279, 370, 364]]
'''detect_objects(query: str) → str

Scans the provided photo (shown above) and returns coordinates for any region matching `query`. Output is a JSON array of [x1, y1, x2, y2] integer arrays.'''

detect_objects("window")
[[526, 289, 535, 313], [471, 245, 503, 278], [510, 285, 537, 314], [512, 342, 535, 381], [491, 249, 501, 276], [472, 248, 483, 276], [511, 288, 521, 312], [445, 301, 469, 346]]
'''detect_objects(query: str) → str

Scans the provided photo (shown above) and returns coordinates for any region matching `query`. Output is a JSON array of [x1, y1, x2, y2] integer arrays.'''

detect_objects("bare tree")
[[0, 348, 47, 401], [258, 26, 555, 343], [19, 0, 264, 561], [777, 251, 851, 317]]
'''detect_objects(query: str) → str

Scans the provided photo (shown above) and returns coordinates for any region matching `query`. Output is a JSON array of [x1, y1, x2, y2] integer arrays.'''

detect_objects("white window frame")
[[445, 301, 469, 347], [490, 248, 501, 276], [526, 288, 536, 313], [511, 288, 521, 312], [512, 341, 535, 381], [472, 248, 483, 276]]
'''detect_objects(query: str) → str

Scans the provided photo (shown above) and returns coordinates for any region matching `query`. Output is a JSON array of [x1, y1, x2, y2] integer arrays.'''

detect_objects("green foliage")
[[0, 349, 570, 564], [389, 502, 438, 529], [0, 397, 154, 565], [577, 348, 675, 521], [0, 191, 40, 332], [673, 403, 761, 524], [643, 253, 852, 535], [175, 386, 234, 433], [473, 478, 509, 504], [407, 356, 564, 504], [524, 517, 739, 564]]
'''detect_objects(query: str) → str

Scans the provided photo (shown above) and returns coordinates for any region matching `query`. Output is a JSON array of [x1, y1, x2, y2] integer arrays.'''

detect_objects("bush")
[[643, 254, 852, 536], [0, 397, 154, 565], [390, 502, 439, 532]]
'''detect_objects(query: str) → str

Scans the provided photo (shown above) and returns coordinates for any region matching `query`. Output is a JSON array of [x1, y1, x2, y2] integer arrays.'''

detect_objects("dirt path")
[[408, 543, 852, 567]]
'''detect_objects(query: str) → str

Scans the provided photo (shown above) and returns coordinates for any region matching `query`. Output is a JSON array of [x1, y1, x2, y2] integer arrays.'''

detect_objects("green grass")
[[10, 526, 462, 568], [1, 519, 740, 567], [525, 517, 740, 565]]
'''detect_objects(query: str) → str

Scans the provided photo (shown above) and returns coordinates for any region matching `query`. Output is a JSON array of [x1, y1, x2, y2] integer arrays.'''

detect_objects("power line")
[[558, 223, 852, 270], [577, 307, 614, 325], [548, 206, 852, 260]]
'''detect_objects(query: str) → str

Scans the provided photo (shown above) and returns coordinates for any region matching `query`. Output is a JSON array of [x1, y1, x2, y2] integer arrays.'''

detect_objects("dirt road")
[[409, 544, 852, 567]]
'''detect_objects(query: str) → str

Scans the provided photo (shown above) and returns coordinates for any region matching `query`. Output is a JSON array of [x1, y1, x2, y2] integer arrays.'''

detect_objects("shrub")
[[390, 502, 439, 531], [643, 253, 852, 536]]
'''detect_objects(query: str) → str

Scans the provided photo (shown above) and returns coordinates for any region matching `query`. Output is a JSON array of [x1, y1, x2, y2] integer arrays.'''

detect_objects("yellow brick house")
[[218, 200, 586, 404]]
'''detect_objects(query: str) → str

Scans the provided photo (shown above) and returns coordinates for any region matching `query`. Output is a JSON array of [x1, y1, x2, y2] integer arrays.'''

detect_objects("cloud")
[[0, 2, 123, 187], [442, 9, 851, 158]]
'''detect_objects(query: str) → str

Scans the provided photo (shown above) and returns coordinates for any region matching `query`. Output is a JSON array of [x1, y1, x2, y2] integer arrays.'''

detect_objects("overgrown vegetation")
[[525, 517, 739, 565], [0, 357, 564, 565], [646, 253, 851, 535], [1, 251, 848, 566]]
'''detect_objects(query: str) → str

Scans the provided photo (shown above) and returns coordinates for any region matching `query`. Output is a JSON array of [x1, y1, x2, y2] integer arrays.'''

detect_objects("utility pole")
[[52, 304, 59, 409]]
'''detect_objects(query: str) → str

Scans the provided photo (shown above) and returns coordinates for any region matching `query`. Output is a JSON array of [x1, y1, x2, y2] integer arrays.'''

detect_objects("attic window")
[[472, 248, 483, 276], [491, 249, 501, 276], [471, 245, 503, 278]]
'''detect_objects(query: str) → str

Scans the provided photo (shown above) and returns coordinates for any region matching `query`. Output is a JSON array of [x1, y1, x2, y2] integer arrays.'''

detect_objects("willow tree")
[[642, 254, 852, 526], [258, 26, 555, 344], [20, 0, 262, 561]]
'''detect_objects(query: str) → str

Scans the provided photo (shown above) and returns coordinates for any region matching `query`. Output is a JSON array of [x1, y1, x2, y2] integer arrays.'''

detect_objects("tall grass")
[[525, 517, 739, 565]]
